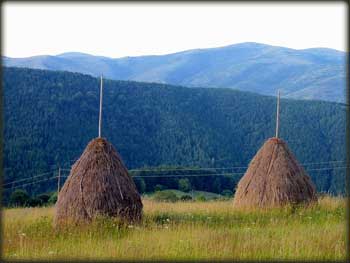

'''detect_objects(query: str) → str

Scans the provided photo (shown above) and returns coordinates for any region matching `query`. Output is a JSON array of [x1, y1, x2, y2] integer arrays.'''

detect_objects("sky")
[[2, 2, 347, 58]]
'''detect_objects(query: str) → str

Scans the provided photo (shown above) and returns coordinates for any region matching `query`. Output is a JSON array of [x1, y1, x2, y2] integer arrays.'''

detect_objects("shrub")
[[180, 195, 193, 201], [26, 197, 43, 207], [154, 184, 166, 192], [153, 191, 179, 202], [221, 189, 233, 197], [37, 193, 51, 205], [134, 178, 146, 193], [48, 192, 58, 205], [196, 194, 206, 202], [9, 189, 29, 207], [178, 178, 191, 192]]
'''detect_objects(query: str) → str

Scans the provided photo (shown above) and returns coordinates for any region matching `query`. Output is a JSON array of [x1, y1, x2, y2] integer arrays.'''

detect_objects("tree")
[[221, 189, 233, 197], [178, 178, 191, 192], [212, 177, 222, 193], [26, 197, 43, 207], [134, 178, 146, 193], [154, 184, 165, 192], [48, 192, 58, 205], [10, 189, 29, 207], [37, 193, 50, 205]]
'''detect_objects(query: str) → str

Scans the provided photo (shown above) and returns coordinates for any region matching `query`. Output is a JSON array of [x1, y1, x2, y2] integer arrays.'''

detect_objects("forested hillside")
[[3, 42, 346, 102], [2, 67, 346, 199]]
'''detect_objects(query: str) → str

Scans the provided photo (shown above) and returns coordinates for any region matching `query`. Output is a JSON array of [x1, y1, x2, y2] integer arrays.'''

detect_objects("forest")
[[2, 67, 346, 204]]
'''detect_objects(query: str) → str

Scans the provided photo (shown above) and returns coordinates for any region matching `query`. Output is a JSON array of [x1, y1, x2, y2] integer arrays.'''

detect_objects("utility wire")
[[302, 160, 347, 166], [3, 162, 348, 188], [3, 176, 58, 191], [2, 171, 55, 187], [306, 166, 348, 171], [129, 166, 248, 172], [2, 169, 70, 186]]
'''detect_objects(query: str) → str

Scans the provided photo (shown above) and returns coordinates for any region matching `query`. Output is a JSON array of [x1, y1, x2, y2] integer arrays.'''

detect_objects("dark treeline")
[[2, 67, 346, 203]]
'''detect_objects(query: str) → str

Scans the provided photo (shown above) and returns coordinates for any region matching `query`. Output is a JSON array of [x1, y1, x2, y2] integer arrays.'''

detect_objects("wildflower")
[[166, 218, 170, 222]]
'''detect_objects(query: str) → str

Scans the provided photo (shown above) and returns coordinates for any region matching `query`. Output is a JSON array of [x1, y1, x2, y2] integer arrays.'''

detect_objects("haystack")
[[233, 137, 317, 208], [55, 137, 143, 225]]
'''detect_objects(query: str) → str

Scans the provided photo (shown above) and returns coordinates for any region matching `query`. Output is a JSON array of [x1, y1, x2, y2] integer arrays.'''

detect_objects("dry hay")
[[233, 137, 317, 208], [55, 137, 142, 225]]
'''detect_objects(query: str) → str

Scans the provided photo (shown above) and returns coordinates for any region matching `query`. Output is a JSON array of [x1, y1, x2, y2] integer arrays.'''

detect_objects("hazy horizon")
[[3, 41, 346, 59]]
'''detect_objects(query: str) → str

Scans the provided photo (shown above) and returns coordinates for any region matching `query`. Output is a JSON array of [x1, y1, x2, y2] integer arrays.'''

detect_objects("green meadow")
[[3, 196, 345, 261]]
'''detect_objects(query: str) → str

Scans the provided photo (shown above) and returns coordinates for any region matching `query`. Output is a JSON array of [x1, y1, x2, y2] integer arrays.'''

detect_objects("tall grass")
[[3, 196, 346, 261]]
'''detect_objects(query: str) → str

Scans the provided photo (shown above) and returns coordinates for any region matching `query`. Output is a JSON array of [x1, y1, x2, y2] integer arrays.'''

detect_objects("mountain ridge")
[[3, 42, 346, 102]]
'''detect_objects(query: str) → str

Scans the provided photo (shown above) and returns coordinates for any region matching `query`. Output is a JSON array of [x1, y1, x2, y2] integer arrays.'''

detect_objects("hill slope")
[[3, 67, 346, 196], [3, 42, 346, 102]]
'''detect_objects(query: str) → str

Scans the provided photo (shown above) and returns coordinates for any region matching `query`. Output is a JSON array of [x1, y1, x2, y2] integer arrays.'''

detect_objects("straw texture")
[[55, 138, 142, 225], [233, 138, 317, 208]]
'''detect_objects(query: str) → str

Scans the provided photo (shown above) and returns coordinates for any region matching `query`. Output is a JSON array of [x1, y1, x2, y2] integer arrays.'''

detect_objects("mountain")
[[3, 67, 346, 199], [3, 42, 346, 102]]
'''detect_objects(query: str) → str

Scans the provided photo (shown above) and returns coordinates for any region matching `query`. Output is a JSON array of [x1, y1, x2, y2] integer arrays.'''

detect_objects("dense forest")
[[2, 67, 346, 203]]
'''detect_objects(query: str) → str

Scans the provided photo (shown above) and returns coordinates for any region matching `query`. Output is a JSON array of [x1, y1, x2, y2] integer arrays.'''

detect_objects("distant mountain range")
[[3, 42, 346, 102]]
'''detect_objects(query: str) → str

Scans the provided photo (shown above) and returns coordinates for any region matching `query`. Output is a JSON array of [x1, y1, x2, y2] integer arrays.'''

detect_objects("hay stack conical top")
[[233, 138, 317, 208], [55, 137, 142, 225]]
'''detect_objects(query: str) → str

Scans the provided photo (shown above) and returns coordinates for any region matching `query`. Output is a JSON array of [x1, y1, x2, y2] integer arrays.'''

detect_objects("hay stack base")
[[55, 138, 142, 225], [233, 138, 317, 208]]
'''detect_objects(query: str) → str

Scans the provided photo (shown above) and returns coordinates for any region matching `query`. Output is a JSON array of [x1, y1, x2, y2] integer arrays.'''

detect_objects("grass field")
[[3, 196, 346, 261]]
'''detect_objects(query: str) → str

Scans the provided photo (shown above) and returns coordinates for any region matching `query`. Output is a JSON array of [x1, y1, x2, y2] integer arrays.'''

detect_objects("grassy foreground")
[[3, 196, 346, 261]]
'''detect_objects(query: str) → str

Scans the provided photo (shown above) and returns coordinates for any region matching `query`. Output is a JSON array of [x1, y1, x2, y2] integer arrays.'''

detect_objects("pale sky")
[[2, 2, 347, 58]]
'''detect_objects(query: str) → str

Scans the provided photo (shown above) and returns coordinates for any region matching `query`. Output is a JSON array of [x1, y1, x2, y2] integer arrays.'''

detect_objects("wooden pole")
[[275, 90, 280, 138], [57, 167, 61, 199], [98, 75, 103, 138]]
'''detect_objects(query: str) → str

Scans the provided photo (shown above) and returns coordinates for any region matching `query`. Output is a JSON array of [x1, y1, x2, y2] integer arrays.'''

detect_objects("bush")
[[180, 195, 193, 201], [9, 189, 29, 207], [26, 197, 43, 207], [37, 193, 51, 205], [153, 191, 179, 202], [154, 184, 166, 192], [134, 178, 146, 193], [178, 178, 191, 192], [48, 192, 58, 205], [196, 194, 206, 202], [221, 189, 233, 197]]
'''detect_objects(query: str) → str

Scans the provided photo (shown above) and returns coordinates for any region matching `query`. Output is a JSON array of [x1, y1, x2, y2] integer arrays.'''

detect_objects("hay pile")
[[55, 137, 142, 225], [233, 137, 317, 208]]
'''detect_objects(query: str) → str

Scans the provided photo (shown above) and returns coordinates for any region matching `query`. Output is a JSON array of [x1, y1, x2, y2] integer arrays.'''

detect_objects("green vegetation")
[[153, 191, 179, 202], [3, 197, 345, 261], [9, 190, 56, 208], [149, 189, 222, 202], [3, 67, 346, 203], [178, 178, 191, 192]]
